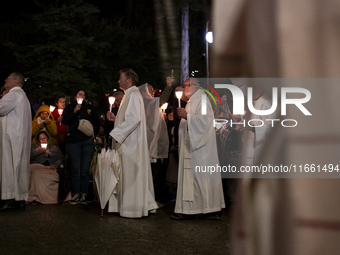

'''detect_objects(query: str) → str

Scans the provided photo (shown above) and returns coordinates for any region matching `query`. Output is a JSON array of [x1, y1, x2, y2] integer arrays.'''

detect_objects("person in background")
[[62, 88, 100, 205], [106, 68, 157, 218], [172, 78, 225, 220], [52, 96, 67, 155], [138, 82, 170, 207], [28, 131, 70, 204], [32, 105, 58, 146], [0, 72, 32, 211]]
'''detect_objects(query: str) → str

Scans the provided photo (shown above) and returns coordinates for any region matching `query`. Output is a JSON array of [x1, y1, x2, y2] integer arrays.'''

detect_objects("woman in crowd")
[[28, 131, 67, 204], [32, 104, 58, 146], [52, 96, 67, 155], [62, 88, 100, 205]]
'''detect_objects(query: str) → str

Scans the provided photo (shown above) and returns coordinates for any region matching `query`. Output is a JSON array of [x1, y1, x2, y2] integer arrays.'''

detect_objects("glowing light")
[[206, 32, 213, 43]]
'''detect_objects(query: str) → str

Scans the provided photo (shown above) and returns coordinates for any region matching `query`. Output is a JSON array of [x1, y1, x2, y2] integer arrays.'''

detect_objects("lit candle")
[[58, 109, 63, 125], [161, 102, 168, 113], [175, 91, 183, 108], [77, 98, 83, 105], [41, 143, 47, 149], [48, 105, 55, 119], [49, 105, 55, 113], [108, 96, 115, 112]]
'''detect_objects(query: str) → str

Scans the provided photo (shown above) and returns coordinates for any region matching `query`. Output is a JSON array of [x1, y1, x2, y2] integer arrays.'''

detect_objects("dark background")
[[0, 0, 208, 113]]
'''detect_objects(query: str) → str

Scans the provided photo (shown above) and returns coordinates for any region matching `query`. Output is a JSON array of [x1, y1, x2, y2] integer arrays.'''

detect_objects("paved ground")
[[0, 201, 231, 255]]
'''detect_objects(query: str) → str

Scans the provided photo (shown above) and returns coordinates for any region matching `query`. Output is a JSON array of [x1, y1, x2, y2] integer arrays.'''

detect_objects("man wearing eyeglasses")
[[0, 72, 32, 211], [172, 77, 225, 220]]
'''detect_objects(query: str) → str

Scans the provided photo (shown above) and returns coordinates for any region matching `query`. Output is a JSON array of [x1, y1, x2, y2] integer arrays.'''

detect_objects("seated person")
[[32, 105, 58, 146], [27, 131, 70, 204]]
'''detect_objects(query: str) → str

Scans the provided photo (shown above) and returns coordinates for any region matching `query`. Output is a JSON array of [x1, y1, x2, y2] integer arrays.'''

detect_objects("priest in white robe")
[[0, 72, 32, 210], [173, 78, 225, 219], [107, 68, 157, 218]]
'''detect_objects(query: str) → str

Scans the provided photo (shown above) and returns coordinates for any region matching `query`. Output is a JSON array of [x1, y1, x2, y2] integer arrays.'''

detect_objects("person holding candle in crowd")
[[138, 81, 171, 206], [172, 77, 225, 220], [32, 104, 58, 146], [104, 91, 124, 144], [51, 96, 67, 155], [106, 68, 157, 218], [0, 72, 32, 211], [27, 131, 70, 204], [62, 88, 100, 205]]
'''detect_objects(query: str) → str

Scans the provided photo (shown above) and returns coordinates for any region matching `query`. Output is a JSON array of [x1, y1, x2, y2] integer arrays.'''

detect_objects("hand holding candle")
[[58, 109, 63, 125], [77, 98, 83, 105], [161, 102, 168, 113], [48, 105, 55, 119]]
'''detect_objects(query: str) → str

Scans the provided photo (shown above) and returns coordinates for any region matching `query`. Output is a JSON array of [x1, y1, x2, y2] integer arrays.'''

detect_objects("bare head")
[[118, 68, 138, 91], [4, 72, 24, 91], [184, 78, 200, 99]]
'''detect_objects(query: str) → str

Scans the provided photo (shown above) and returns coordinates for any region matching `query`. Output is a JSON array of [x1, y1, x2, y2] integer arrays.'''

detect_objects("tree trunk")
[[181, 3, 189, 86]]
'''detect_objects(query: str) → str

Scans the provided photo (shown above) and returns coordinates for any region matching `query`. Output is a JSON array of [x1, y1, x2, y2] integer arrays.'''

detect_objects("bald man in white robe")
[[172, 78, 225, 219]]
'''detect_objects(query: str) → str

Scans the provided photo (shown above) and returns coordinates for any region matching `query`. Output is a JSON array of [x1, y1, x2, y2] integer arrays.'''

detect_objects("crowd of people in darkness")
[[0, 69, 261, 220]]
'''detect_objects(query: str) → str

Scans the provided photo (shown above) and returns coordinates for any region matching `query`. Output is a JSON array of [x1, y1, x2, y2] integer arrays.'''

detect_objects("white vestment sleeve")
[[0, 92, 18, 116], [187, 96, 215, 151], [110, 92, 141, 144]]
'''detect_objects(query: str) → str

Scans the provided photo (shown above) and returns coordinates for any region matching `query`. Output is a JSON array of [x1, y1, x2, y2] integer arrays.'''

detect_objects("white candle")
[[41, 143, 47, 149], [49, 105, 55, 113], [108, 96, 115, 112], [161, 102, 168, 113], [58, 109, 63, 125], [175, 91, 183, 108], [77, 98, 83, 105]]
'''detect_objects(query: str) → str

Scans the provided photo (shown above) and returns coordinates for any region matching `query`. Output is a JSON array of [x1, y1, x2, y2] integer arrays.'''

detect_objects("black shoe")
[[80, 195, 87, 205], [31, 200, 41, 206], [15, 200, 26, 211], [69, 195, 80, 205], [0, 199, 15, 211], [199, 211, 222, 220], [171, 213, 196, 220]]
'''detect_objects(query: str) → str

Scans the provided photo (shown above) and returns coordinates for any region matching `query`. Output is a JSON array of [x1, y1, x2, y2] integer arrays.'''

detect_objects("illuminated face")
[[184, 78, 199, 98], [76, 90, 85, 100], [40, 111, 49, 120], [38, 133, 48, 144], [57, 98, 66, 109], [4, 73, 17, 91], [148, 84, 155, 98]]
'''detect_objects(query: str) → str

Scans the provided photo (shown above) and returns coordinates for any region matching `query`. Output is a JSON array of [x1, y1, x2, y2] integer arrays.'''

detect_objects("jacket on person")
[[62, 99, 100, 143], [30, 131, 62, 167], [32, 105, 58, 146]]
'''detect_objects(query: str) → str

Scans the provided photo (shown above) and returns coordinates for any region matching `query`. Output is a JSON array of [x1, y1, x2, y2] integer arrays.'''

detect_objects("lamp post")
[[205, 21, 213, 79]]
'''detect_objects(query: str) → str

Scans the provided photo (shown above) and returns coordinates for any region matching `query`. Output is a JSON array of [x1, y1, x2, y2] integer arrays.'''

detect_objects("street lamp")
[[206, 31, 213, 43], [205, 21, 213, 79]]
